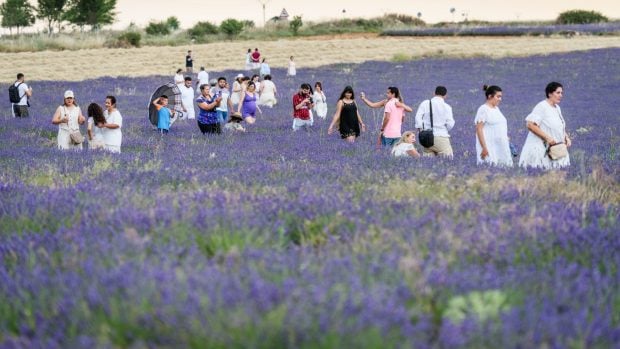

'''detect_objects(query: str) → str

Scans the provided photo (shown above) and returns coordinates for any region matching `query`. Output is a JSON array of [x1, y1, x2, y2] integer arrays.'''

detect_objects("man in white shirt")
[[12, 73, 33, 117], [414, 86, 455, 158], [196, 66, 209, 94], [179, 76, 196, 120], [210, 77, 234, 124]]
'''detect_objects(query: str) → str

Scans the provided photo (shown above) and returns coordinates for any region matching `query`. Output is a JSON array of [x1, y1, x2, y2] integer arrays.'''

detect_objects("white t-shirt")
[[15, 82, 29, 106], [174, 73, 184, 85], [88, 118, 105, 143], [211, 86, 231, 112], [196, 71, 209, 88], [179, 84, 195, 118], [103, 109, 123, 150], [392, 142, 415, 157]]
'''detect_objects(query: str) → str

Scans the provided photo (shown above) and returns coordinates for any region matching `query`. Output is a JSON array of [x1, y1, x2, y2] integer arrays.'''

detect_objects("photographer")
[[292, 83, 314, 131]]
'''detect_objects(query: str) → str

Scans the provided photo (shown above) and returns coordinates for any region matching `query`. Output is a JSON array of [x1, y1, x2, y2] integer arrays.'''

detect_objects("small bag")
[[418, 99, 434, 148], [70, 131, 84, 145], [547, 142, 568, 160]]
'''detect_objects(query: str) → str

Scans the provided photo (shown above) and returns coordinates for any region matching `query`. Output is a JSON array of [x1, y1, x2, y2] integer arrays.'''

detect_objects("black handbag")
[[418, 99, 434, 148]]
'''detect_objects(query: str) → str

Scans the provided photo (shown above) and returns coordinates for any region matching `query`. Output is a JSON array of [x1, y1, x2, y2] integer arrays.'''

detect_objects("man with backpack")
[[10, 73, 32, 117]]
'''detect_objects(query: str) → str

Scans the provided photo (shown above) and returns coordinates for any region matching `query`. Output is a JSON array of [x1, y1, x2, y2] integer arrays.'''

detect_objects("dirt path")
[[3, 35, 619, 82]]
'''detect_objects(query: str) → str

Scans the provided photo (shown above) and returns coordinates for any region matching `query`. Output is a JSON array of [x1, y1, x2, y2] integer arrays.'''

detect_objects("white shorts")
[[292, 118, 313, 131]]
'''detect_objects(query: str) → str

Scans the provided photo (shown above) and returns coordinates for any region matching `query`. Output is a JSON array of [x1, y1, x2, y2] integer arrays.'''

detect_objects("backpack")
[[9, 82, 23, 103]]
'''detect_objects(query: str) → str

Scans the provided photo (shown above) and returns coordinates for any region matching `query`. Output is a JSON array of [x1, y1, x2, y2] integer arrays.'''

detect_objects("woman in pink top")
[[360, 87, 413, 147]]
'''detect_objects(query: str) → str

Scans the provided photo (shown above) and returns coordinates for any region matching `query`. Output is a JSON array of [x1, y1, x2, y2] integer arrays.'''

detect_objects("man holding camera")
[[292, 83, 314, 131]]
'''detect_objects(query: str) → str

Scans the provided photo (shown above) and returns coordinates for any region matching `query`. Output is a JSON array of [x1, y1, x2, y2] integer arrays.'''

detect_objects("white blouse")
[[519, 100, 570, 169], [474, 104, 513, 166]]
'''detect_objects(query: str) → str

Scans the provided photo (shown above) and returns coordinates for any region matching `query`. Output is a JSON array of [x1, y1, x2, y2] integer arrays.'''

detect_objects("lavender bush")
[[0, 48, 619, 348], [383, 22, 620, 36]]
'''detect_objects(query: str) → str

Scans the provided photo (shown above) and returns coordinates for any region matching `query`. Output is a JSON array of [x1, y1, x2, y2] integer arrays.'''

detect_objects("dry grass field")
[[2, 34, 619, 82]]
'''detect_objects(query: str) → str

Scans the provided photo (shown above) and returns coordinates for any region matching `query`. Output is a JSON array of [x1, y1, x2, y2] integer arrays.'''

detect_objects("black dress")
[[339, 101, 360, 139]]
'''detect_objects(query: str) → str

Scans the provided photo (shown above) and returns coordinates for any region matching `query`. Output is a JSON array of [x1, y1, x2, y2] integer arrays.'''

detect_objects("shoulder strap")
[[556, 108, 566, 134], [429, 99, 434, 128]]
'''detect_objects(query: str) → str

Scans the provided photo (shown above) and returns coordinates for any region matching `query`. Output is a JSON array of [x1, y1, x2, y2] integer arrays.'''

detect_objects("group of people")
[[322, 81, 571, 170], [50, 90, 122, 153]]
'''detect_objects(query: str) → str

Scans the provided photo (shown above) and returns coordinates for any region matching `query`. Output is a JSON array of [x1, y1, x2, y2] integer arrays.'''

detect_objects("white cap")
[[236, 73, 244, 78], [64, 90, 74, 98]]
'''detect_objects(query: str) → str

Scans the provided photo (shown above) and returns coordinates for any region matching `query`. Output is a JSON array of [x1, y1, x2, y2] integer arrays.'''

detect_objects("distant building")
[[279, 8, 289, 22]]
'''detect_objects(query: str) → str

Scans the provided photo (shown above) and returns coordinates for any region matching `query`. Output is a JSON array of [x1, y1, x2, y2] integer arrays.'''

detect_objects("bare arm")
[[527, 121, 556, 144], [476, 122, 488, 159], [406, 148, 421, 158], [51, 106, 67, 125], [87, 120, 93, 140], [356, 109, 366, 132], [380, 112, 390, 132], [395, 101, 413, 112], [328, 100, 343, 134], [361, 95, 387, 108]]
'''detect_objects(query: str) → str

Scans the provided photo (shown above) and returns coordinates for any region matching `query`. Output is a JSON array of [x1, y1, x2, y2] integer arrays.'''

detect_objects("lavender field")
[[1, 48, 619, 348]]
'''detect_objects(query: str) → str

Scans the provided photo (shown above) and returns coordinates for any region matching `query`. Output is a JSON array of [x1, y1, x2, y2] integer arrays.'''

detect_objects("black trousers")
[[197, 121, 221, 134]]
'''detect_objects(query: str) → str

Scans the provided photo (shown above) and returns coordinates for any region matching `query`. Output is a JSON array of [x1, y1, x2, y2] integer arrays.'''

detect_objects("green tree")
[[289, 16, 302, 36], [166, 16, 180, 30], [37, 0, 68, 35], [0, 0, 35, 35], [63, 0, 117, 31], [219, 18, 244, 39], [556, 10, 608, 24]]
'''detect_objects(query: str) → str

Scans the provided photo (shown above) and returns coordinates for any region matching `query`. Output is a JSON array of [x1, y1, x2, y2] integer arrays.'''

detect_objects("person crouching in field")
[[327, 85, 366, 142], [292, 83, 314, 131], [52, 90, 86, 150], [392, 131, 421, 158], [87, 103, 106, 150], [152, 95, 175, 134], [196, 84, 222, 134]]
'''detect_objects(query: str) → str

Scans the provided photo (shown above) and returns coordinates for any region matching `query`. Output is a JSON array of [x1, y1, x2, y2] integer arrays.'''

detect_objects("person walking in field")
[[11, 73, 32, 117], [414, 86, 455, 158], [258, 75, 277, 107], [230, 74, 244, 107], [174, 69, 184, 85], [245, 48, 253, 71], [361, 87, 413, 147], [259, 58, 271, 78], [327, 85, 366, 142], [87, 103, 106, 150], [287, 56, 296, 77], [519, 81, 571, 169], [292, 83, 314, 131], [185, 50, 193, 74], [251, 48, 261, 70], [196, 67, 209, 94], [102, 95, 123, 153], [196, 84, 223, 134], [475, 85, 512, 166], [52, 90, 86, 150], [179, 76, 196, 120], [237, 82, 260, 125], [210, 77, 234, 124], [313, 82, 328, 119]]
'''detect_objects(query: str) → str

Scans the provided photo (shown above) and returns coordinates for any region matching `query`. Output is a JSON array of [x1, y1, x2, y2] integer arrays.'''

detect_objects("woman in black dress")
[[328, 86, 366, 142]]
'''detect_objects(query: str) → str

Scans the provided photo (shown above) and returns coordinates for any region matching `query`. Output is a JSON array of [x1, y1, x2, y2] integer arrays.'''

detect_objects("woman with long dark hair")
[[327, 86, 366, 142]]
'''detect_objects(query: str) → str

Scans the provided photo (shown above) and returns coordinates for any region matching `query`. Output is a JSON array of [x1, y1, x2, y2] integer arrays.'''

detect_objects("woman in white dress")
[[230, 74, 244, 106], [258, 74, 277, 107], [475, 85, 513, 166], [391, 131, 420, 158], [102, 95, 123, 153], [51, 90, 86, 150], [313, 81, 327, 119], [287, 56, 296, 77], [244, 48, 253, 71], [87, 103, 106, 150], [519, 82, 572, 169], [251, 74, 261, 95], [259, 58, 270, 78]]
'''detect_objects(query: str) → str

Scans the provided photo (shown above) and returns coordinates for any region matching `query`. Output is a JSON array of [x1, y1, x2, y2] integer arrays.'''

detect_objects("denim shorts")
[[381, 135, 399, 147], [216, 110, 228, 124]]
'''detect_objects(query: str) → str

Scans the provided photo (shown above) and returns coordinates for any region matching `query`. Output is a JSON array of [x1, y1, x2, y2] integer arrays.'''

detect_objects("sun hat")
[[64, 90, 75, 98], [236, 73, 244, 78]]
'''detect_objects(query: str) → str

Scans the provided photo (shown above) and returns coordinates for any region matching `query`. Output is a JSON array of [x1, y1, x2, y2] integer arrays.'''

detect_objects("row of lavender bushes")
[[382, 21, 620, 37], [0, 48, 619, 347]]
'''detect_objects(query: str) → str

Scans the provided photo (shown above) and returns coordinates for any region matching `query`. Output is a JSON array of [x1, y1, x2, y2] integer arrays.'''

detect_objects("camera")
[[308, 97, 313, 103]]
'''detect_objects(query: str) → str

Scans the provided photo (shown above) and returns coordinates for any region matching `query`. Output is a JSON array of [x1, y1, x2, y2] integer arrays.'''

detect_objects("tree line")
[[0, 0, 117, 35]]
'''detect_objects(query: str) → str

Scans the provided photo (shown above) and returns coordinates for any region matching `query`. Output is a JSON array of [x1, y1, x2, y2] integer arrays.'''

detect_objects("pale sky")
[[113, 0, 620, 29]]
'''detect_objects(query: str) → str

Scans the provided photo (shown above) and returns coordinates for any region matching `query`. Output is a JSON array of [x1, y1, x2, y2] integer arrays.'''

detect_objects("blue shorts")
[[381, 135, 399, 147]]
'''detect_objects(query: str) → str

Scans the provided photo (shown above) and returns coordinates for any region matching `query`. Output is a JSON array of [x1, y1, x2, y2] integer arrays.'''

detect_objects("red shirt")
[[251, 51, 260, 62], [293, 93, 311, 120]]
